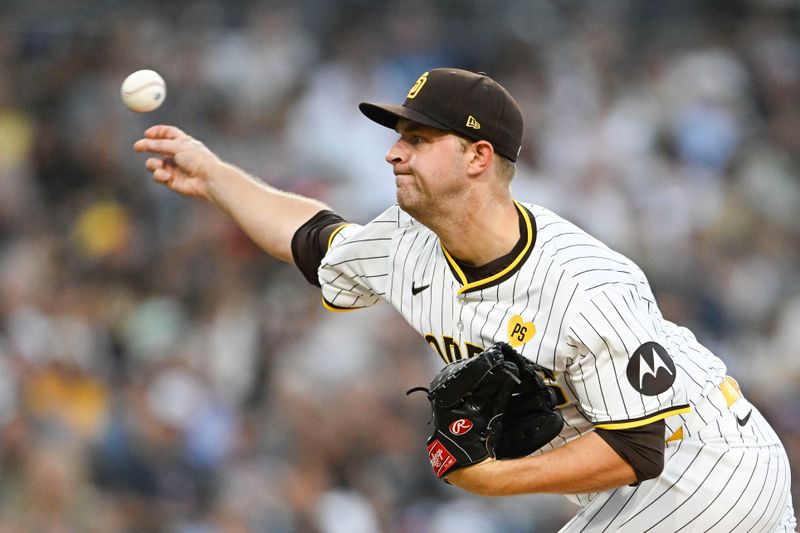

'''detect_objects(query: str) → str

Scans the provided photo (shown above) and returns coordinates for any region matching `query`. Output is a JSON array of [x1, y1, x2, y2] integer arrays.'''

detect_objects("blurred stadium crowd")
[[0, 0, 798, 531]]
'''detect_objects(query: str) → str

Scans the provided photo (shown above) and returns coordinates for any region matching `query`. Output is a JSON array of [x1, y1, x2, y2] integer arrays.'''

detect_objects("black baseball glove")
[[407, 344, 520, 478], [494, 342, 564, 459], [408, 342, 564, 479]]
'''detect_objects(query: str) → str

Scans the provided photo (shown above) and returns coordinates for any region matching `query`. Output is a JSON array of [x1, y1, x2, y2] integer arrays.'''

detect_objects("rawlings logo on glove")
[[449, 419, 473, 435], [427, 440, 457, 477], [408, 342, 564, 479]]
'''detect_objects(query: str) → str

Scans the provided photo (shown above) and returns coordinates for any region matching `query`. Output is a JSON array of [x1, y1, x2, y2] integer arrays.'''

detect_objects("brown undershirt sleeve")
[[290, 210, 348, 287], [594, 419, 666, 482]]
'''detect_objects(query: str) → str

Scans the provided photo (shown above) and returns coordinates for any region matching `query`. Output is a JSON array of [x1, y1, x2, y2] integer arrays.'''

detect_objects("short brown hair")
[[495, 153, 516, 182]]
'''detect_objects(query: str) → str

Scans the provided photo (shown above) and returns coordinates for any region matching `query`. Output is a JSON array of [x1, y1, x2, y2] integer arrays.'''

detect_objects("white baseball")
[[120, 69, 166, 112]]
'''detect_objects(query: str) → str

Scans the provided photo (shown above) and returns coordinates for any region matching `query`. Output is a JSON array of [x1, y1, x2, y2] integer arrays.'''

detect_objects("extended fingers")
[[145, 157, 180, 185], [134, 125, 189, 153], [144, 157, 169, 182], [153, 167, 173, 183], [145, 157, 164, 171], [134, 137, 181, 155], [144, 124, 186, 139]]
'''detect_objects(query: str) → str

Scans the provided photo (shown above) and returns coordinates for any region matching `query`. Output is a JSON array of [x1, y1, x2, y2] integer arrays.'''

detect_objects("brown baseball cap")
[[359, 68, 524, 161]]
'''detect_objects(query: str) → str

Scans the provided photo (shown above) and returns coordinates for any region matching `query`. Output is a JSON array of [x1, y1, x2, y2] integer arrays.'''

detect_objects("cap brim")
[[359, 102, 450, 132]]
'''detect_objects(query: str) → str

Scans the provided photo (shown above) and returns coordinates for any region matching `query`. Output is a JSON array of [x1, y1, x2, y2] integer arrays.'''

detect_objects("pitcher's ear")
[[465, 139, 495, 177]]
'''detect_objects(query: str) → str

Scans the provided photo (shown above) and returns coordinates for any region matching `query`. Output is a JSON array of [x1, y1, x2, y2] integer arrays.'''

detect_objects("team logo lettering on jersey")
[[507, 315, 536, 347], [407, 72, 429, 99], [626, 342, 676, 396], [425, 334, 484, 363]]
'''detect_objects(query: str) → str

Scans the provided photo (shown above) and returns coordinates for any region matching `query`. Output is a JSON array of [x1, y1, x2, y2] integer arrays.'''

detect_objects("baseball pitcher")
[[135, 68, 796, 532]]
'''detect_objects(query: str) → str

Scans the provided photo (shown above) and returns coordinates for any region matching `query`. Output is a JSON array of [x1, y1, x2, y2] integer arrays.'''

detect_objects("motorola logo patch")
[[626, 342, 676, 396]]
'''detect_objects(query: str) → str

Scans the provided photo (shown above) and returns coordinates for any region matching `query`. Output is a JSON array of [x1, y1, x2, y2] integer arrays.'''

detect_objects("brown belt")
[[666, 376, 741, 443]]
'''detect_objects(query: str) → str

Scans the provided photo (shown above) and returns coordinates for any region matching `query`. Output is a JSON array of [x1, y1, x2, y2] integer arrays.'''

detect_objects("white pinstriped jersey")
[[317, 201, 796, 529], [319, 201, 716, 440]]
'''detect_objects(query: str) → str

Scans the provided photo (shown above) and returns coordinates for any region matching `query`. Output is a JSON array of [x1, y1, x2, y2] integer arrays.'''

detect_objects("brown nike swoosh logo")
[[411, 282, 430, 295], [736, 409, 752, 427]]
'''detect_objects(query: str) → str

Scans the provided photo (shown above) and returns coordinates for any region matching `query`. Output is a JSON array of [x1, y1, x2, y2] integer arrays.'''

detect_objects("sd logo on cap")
[[360, 68, 524, 162]]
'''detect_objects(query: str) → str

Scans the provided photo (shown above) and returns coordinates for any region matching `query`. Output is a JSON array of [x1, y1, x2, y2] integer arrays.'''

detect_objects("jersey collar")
[[441, 200, 536, 294]]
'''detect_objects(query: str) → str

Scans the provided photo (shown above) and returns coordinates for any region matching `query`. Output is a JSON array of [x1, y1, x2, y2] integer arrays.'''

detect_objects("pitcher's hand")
[[134, 125, 221, 200]]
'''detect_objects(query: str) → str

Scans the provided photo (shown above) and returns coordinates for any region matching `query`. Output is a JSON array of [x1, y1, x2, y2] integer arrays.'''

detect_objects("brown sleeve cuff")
[[595, 419, 666, 482], [290, 210, 348, 287]]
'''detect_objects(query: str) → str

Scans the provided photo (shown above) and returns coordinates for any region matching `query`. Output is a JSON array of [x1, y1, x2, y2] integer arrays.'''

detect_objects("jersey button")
[[456, 321, 464, 331]]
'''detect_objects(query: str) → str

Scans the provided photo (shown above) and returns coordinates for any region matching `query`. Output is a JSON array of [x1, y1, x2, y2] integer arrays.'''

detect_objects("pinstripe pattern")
[[561, 402, 795, 531], [317, 202, 795, 530]]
